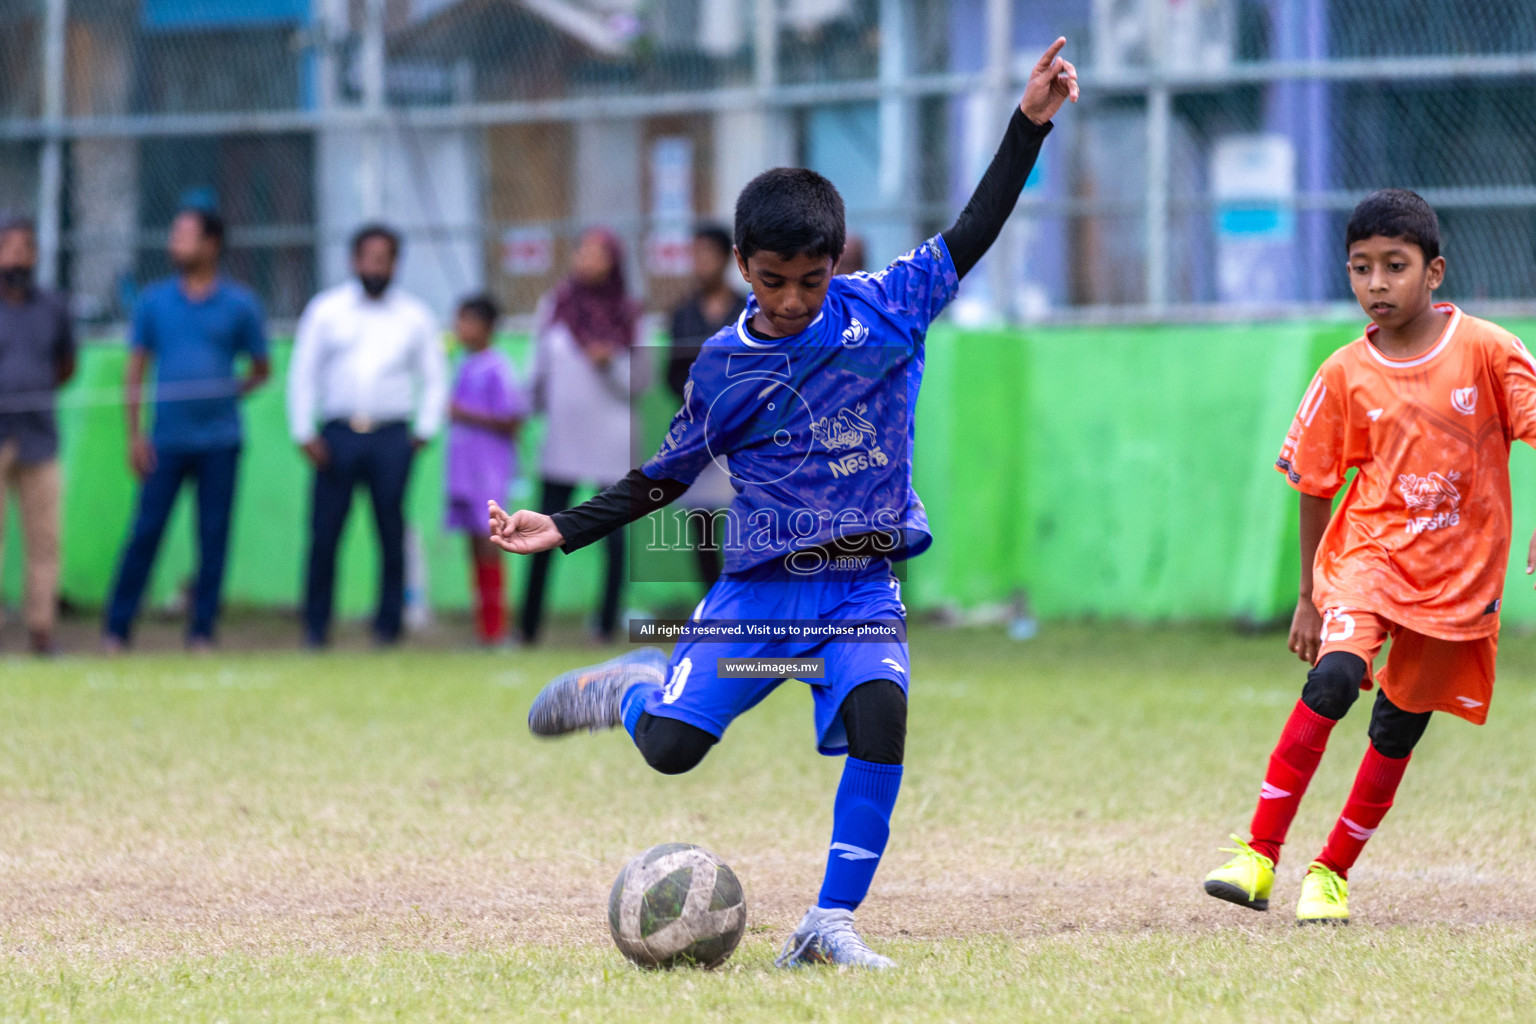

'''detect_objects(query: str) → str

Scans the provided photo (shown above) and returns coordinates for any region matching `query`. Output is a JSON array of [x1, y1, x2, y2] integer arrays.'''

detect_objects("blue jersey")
[[644, 234, 959, 574]]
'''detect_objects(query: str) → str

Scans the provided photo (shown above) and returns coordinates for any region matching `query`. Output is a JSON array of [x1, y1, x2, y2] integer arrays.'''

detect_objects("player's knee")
[[841, 679, 907, 765], [1300, 652, 1367, 720], [634, 714, 717, 775], [1367, 691, 1431, 760]]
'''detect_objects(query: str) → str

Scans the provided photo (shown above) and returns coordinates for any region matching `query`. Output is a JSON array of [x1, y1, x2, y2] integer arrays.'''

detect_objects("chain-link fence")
[[1, 0, 1535, 326]]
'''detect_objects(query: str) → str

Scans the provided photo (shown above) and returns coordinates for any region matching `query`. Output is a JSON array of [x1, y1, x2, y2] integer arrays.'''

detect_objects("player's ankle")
[[1250, 839, 1280, 864]]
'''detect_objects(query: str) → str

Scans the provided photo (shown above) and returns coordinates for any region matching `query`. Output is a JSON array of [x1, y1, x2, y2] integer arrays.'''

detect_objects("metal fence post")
[[877, 0, 913, 262], [754, 0, 778, 92], [312, 0, 340, 111], [36, 0, 67, 289], [360, 0, 387, 221], [312, 0, 338, 283], [985, 0, 1013, 321], [1145, 0, 1170, 310]]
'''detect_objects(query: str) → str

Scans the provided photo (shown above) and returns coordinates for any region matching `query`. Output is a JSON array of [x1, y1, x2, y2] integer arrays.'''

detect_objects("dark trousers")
[[104, 445, 241, 642], [303, 421, 415, 645], [520, 477, 625, 642]]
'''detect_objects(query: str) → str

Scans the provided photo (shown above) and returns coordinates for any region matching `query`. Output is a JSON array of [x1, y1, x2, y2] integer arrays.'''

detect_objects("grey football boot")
[[527, 647, 669, 737], [774, 906, 895, 970]]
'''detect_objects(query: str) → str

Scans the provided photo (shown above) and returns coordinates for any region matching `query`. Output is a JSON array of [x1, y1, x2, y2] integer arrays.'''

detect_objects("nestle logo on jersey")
[[812, 402, 891, 478], [1399, 471, 1462, 534], [812, 403, 877, 451], [828, 448, 890, 478], [1407, 511, 1459, 534]]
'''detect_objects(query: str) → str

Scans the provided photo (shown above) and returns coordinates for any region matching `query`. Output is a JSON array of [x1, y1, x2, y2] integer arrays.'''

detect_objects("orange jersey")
[[1277, 304, 1536, 641]]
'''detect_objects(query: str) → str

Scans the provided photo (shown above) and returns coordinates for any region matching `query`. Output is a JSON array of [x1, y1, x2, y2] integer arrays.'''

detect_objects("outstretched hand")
[[1020, 37, 1079, 126], [488, 500, 565, 555]]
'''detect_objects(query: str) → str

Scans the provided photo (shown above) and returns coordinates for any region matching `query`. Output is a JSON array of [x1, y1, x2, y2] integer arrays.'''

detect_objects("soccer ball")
[[608, 843, 746, 969]]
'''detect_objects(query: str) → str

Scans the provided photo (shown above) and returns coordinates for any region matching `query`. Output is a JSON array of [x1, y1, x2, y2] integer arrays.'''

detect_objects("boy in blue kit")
[[489, 39, 1078, 968]]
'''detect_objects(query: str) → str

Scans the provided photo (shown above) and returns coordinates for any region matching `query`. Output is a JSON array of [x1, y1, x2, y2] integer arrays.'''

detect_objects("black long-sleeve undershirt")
[[549, 468, 896, 559], [548, 110, 1052, 554], [550, 468, 690, 554], [942, 108, 1052, 279]]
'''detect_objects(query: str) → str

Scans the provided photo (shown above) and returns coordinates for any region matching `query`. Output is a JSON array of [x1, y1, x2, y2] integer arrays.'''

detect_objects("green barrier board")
[[6, 317, 1536, 627]]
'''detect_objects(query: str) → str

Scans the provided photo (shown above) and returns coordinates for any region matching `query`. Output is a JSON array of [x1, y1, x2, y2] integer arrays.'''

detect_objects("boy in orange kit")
[[1203, 188, 1536, 923]]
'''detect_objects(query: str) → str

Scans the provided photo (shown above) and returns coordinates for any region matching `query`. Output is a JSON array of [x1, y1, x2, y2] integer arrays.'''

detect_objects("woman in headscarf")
[[520, 228, 648, 644]]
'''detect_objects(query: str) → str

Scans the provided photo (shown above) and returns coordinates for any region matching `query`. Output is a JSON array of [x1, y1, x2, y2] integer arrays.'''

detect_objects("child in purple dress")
[[445, 295, 528, 643]]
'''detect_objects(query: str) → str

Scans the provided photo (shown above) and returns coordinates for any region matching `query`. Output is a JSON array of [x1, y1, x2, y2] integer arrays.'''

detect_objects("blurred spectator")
[[835, 234, 867, 275], [0, 217, 75, 655], [445, 294, 527, 645], [665, 224, 745, 588], [521, 228, 647, 644], [288, 223, 448, 648], [103, 209, 270, 651]]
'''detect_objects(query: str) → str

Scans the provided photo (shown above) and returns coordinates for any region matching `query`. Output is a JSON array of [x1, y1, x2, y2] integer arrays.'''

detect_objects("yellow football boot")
[[1296, 861, 1349, 925], [1203, 835, 1275, 911]]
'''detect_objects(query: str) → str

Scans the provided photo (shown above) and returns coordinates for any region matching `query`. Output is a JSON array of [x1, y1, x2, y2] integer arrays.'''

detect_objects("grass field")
[[2, 622, 1535, 1022]]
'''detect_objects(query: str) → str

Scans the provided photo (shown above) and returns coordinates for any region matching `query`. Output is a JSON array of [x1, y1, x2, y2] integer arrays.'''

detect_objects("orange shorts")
[[1318, 608, 1496, 724]]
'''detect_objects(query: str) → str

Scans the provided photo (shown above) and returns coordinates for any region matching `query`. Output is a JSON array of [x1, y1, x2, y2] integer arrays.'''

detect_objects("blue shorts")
[[645, 556, 909, 756]]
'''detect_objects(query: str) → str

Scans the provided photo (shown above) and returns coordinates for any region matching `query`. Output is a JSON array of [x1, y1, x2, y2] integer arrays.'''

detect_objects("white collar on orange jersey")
[[1363, 302, 1461, 369]]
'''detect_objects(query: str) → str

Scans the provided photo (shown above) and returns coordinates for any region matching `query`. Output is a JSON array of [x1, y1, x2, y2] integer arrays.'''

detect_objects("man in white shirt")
[[287, 223, 448, 646]]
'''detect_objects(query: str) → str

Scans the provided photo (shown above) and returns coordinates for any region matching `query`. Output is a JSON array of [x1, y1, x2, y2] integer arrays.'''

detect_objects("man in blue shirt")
[[491, 40, 1076, 970], [103, 208, 270, 650]]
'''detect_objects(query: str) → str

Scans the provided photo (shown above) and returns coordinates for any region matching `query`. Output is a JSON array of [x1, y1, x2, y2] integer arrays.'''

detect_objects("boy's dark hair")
[[351, 222, 402, 259], [1345, 188, 1440, 262], [693, 222, 734, 256], [734, 168, 846, 263], [458, 292, 500, 326], [180, 207, 225, 250]]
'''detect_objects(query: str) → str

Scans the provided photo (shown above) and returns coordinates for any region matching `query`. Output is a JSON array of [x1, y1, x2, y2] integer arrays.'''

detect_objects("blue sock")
[[817, 757, 903, 912], [620, 680, 657, 740]]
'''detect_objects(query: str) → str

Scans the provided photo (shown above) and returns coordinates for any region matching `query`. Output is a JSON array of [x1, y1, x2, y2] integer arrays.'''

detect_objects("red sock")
[[1316, 745, 1410, 879], [473, 560, 505, 642], [1248, 700, 1338, 864]]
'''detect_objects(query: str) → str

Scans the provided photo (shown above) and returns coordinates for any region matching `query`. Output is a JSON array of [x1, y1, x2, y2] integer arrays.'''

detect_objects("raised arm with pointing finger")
[[489, 38, 1078, 558]]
